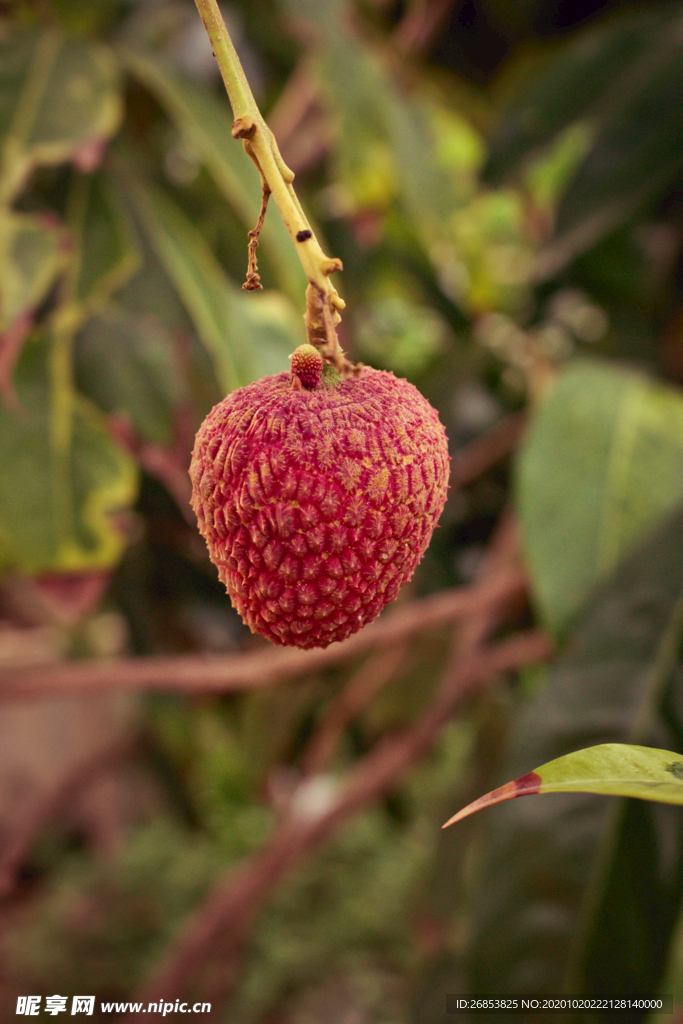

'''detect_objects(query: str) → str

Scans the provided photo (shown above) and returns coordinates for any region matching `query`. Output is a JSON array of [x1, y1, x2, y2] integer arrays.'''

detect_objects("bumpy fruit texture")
[[290, 344, 323, 389], [190, 359, 449, 649]]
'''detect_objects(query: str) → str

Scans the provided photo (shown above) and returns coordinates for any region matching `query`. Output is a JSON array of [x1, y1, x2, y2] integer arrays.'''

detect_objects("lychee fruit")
[[190, 346, 449, 649]]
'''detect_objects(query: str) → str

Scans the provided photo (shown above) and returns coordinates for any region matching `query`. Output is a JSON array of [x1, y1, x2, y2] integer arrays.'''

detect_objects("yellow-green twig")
[[193, 0, 346, 347]]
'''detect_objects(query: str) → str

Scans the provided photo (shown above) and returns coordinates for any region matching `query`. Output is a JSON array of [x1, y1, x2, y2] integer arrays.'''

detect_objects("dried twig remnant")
[[242, 184, 271, 291]]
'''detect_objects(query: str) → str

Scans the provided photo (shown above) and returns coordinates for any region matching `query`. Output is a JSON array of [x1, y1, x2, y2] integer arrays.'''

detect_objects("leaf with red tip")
[[443, 743, 683, 828]]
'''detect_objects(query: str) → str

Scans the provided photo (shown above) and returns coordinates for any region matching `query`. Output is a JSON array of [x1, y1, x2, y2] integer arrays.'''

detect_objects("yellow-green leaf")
[[444, 744, 683, 827], [0, 333, 138, 575], [0, 208, 65, 333]]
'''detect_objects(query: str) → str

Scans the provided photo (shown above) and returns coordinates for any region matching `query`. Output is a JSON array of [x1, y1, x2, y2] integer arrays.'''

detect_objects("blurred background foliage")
[[3, 0, 683, 1020]]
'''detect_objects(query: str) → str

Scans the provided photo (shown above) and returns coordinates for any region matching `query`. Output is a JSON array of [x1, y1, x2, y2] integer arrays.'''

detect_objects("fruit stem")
[[193, 0, 346, 347]]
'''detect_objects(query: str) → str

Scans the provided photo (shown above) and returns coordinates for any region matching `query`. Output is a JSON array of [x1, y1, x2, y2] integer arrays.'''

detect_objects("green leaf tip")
[[442, 743, 683, 828]]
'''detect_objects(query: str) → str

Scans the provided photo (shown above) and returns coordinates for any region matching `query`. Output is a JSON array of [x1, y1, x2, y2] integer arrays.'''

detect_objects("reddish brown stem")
[[299, 641, 408, 776], [0, 573, 526, 700], [393, 0, 464, 55], [122, 628, 552, 1020]]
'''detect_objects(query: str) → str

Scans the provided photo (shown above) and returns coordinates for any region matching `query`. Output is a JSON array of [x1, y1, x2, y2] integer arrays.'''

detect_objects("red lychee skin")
[[190, 366, 450, 649]]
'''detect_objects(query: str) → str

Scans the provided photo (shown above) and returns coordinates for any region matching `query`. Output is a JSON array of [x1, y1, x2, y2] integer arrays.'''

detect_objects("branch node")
[[231, 116, 256, 139]]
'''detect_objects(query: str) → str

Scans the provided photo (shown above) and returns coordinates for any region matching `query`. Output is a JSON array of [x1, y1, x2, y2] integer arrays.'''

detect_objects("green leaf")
[[128, 177, 245, 394], [580, 780, 683, 998], [517, 359, 683, 635], [0, 208, 65, 333], [444, 744, 683, 827], [120, 49, 305, 301], [283, 0, 456, 246], [542, 20, 683, 276], [0, 28, 122, 202], [466, 502, 683, 1009], [75, 305, 183, 448], [102, 217, 224, 419], [0, 333, 138, 574], [241, 290, 308, 382], [357, 296, 446, 375], [66, 170, 141, 317], [482, 7, 671, 185], [483, 0, 550, 37], [128, 177, 299, 394]]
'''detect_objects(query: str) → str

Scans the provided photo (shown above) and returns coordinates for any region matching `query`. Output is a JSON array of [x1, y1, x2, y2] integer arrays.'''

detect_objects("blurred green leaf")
[[428, 102, 484, 186], [111, 222, 195, 340], [75, 305, 183, 448], [120, 49, 306, 301], [445, 744, 683, 827], [578, 769, 683, 1000], [482, 0, 546, 37], [482, 7, 670, 185], [484, 6, 683, 276], [357, 296, 446, 375], [111, 223, 226, 421], [241, 290, 307, 381], [287, 0, 397, 211], [0, 208, 64, 332], [0, 333, 138, 574], [0, 27, 122, 202], [544, 20, 683, 276], [128, 176, 246, 394], [66, 170, 140, 317], [517, 359, 683, 635], [447, 189, 533, 313], [468, 502, 683, 1009], [522, 121, 594, 214], [285, 0, 456, 245], [129, 176, 300, 394]]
